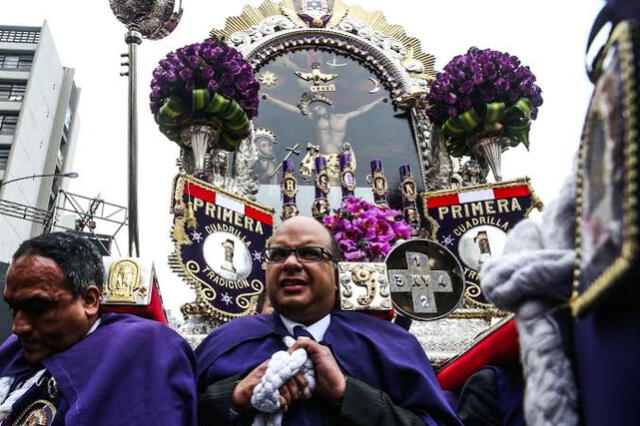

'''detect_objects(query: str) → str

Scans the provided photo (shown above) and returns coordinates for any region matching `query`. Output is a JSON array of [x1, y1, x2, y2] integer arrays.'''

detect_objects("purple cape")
[[196, 310, 460, 425], [0, 313, 197, 426]]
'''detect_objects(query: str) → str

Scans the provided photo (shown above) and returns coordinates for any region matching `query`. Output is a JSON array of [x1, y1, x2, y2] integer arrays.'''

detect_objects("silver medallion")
[[386, 239, 464, 321]]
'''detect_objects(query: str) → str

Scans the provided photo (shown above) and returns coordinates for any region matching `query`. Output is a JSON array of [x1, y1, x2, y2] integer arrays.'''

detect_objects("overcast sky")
[[4, 0, 603, 312]]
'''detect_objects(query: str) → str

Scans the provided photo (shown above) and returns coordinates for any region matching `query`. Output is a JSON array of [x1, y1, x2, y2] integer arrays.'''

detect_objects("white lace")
[[250, 336, 316, 426]]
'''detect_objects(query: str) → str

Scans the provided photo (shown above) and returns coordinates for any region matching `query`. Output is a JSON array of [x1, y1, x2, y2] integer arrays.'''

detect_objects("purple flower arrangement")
[[150, 38, 260, 149], [323, 197, 412, 262], [150, 38, 259, 117], [425, 47, 543, 156]]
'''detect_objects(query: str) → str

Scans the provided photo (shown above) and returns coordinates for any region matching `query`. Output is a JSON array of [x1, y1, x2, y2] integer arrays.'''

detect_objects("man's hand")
[[231, 360, 309, 412], [290, 338, 346, 401]]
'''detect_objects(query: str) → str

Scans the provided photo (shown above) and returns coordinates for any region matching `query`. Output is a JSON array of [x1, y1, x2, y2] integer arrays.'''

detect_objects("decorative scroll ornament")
[[169, 175, 274, 322], [338, 262, 392, 311], [423, 178, 543, 310], [386, 239, 465, 321], [109, 0, 182, 39], [210, 0, 435, 92]]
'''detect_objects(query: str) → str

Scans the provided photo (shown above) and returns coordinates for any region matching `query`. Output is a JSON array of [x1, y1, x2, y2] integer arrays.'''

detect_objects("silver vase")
[[180, 122, 221, 175], [470, 136, 510, 182]]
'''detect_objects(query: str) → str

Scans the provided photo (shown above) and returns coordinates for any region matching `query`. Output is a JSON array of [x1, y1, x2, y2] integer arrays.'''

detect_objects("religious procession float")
[[103, 0, 640, 423]]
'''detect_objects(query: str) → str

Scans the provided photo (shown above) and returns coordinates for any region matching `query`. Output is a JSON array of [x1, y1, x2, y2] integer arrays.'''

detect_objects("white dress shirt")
[[279, 313, 331, 342]]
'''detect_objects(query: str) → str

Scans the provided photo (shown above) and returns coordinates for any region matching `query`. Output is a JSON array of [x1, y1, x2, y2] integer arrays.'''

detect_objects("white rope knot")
[[250, 336, 316, 426]]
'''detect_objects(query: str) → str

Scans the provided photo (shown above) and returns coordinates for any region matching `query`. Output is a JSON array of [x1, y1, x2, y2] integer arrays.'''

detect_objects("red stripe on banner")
[[246, 206, 273, 226], [427, 194, 460, 208], [493, 185, 530, 199], [184, 182, 215, 203]]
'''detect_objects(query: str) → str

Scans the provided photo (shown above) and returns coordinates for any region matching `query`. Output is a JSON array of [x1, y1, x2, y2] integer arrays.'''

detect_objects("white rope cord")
[[250, 336, 316, 426]]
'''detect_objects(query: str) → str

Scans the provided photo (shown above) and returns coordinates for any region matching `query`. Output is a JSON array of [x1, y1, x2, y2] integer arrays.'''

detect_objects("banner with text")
[[423, 178, 542, 308], [169, 175, 274, 321]]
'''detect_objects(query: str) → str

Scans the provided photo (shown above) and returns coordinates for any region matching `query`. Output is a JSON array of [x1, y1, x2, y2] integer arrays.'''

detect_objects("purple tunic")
[[0, 313, 197, 426], [196, 310, 461, 425]]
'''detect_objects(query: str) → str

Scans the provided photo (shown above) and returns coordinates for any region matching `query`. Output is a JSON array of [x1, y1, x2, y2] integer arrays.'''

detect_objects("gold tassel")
[[173, 198, 186, 216], [172, 217, 191, 245], [185, 201, 197, 230]]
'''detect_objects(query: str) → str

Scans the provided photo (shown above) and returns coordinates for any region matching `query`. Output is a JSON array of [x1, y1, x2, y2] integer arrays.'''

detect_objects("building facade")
[[0, 22, 80, 262]]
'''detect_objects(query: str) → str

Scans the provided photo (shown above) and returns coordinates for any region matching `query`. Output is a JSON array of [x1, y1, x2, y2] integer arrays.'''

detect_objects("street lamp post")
[[0, 171, 79, 189], [0, 171, 79, 233], [109, 0, 183, 258]]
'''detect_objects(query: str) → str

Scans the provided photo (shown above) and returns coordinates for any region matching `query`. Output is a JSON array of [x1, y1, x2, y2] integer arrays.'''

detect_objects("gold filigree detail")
[[211, 0, 283, 41], [421, 177, 543, 310], [571, 21, 639, 316], [210, 0, 435, 80], [12, 400, 56, 426], [169, 175, 274, 322], [282, 170, 298, 198], [329, 0, 435, 79], [351, 265, 377, 306], [106, 259, 141, 303]]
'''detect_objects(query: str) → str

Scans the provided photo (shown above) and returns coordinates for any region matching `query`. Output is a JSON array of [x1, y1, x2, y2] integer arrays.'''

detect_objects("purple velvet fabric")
[[607, 0, 640, 23], [573, 283, 640, 426], [492, 365, 525, 426], [0, 313, 198, 425], [196, 310, 461, 425]]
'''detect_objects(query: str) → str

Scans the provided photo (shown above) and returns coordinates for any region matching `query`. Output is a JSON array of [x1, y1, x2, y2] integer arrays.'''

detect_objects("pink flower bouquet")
[[323, 197, 412, 262]]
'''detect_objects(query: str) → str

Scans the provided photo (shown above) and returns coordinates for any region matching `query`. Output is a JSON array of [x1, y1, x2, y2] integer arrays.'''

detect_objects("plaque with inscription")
[[169, 174, 274, 321], [422, 178, 542, 309], [386, 239, 465, 321]]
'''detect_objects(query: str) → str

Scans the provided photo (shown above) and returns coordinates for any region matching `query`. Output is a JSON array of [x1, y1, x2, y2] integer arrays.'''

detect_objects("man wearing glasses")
[[196, 216, 461, 425]]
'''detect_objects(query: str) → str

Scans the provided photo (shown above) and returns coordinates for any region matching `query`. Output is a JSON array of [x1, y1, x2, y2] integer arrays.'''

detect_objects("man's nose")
[[12, 311, 33, 337], [282, 250, 302, 269]]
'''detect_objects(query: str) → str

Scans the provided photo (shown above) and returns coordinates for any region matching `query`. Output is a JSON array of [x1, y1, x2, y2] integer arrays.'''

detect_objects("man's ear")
[[82, 285, 101, 316]]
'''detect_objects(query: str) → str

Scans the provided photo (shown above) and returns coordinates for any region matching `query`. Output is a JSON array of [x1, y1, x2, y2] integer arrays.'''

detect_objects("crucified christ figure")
[[264, 93, 384, 155]]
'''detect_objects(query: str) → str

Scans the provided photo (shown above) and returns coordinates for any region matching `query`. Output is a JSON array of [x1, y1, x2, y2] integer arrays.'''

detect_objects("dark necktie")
[[293, 325, 315, 340]]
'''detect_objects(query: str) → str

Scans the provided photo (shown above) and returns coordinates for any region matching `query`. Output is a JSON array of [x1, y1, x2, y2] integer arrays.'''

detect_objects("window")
[[0, 29, 40, 44], [0, 114, 18, 135], [0, 82, 26, 101], [0, 145, 10, 170], [0, 53, 33, 70]]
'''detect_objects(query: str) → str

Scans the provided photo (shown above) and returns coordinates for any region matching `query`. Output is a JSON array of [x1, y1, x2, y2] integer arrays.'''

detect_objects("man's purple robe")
[[0, 313, 197, 425], [196, 310, 461, 425]]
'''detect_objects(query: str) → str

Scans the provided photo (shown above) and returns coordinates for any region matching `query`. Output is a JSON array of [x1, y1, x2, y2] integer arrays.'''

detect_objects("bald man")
[[196, 216, 460, 425]]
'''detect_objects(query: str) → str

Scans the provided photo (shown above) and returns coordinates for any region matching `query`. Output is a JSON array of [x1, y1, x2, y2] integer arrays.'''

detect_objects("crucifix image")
[[263, 93, 384, 155]]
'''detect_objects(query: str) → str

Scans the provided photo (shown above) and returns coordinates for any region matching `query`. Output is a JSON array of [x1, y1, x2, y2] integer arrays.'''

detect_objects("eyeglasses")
[[263, 246, 333, 263]]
